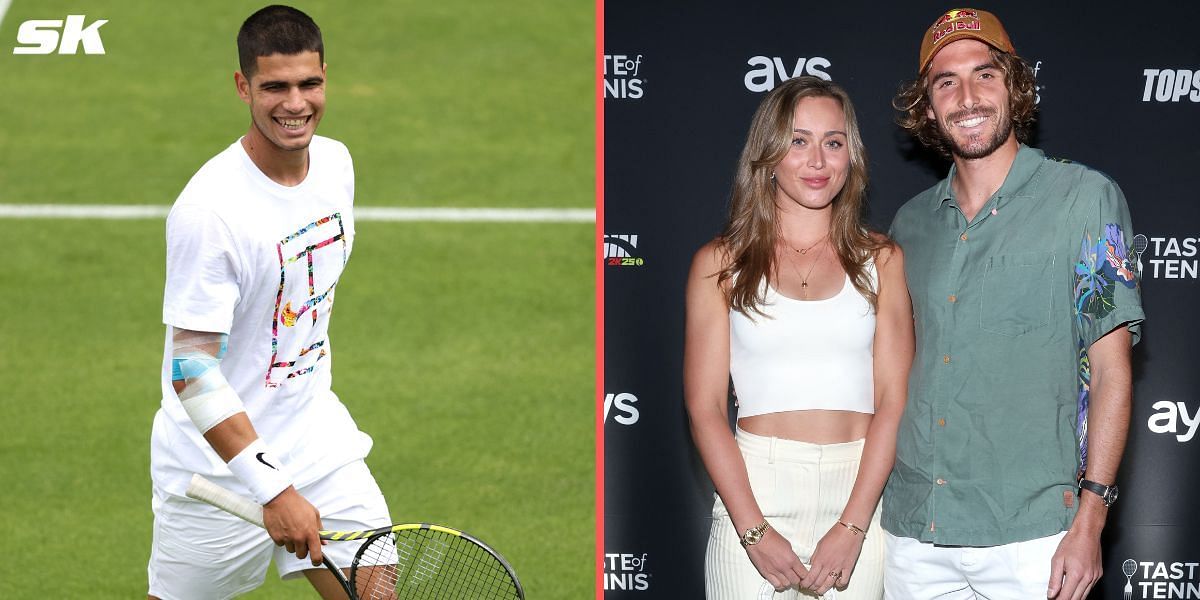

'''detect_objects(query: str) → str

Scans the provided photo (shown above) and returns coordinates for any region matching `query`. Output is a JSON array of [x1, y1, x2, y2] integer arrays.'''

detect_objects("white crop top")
[[729, 264, 876, 418]]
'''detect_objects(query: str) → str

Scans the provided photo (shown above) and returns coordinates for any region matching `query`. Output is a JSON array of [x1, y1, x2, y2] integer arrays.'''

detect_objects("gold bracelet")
[[837, 520, 867, 536]]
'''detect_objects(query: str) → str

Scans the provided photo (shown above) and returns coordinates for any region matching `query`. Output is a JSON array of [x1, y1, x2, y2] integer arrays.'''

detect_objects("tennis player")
[[882, 8, 1143, 598], [147, 6, 390, 599]]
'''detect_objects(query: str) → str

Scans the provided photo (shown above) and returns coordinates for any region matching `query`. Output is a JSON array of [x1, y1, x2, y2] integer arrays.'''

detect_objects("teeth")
[[956, 116, 986, 128], [277, 117, 306, 129]]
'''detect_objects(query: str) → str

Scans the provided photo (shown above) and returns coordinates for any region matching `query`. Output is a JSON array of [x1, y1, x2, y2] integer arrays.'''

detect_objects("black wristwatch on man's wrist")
[[1078, 478, 1119, 507]]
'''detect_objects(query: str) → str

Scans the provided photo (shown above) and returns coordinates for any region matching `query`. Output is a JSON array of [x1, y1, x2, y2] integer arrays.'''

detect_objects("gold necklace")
[[781, 236, 829, 299], [784, 232, 830, 255], [797, 241, 828, 299]]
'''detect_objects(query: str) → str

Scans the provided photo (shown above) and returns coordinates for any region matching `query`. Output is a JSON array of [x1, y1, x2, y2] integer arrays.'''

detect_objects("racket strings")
[[351, 528, 520, 599]]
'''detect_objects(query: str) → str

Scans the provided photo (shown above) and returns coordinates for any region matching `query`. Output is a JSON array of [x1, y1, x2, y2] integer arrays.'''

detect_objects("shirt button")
[[960, 233, 968, 241], [936, 478, 947, 485], [938, 418, 946, 427], [943, 355, 951, 364], [948, 295, 957, 303]]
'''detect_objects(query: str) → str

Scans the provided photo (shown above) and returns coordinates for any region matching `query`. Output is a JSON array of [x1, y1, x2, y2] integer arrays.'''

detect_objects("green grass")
[[0, 0, 593, 597], [0, 1, 593, 207], [0, 218, 593, 598]]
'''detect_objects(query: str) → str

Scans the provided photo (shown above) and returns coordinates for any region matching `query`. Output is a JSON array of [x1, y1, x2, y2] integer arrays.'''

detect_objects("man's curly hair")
[[893, 47, 1038, 157]]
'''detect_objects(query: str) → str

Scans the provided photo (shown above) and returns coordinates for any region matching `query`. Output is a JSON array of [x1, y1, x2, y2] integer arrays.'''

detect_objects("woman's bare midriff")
[[738, 409, 872, 444]]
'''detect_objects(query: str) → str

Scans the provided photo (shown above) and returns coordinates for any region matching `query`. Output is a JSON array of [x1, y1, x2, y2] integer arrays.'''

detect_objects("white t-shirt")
[[152, 135, 372, 498]]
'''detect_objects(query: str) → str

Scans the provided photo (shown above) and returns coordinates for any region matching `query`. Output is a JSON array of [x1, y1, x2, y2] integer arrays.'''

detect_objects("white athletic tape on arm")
[[179, 381, 244, 434], [226, 438, 294, 504], [172, 329, 243, 434]]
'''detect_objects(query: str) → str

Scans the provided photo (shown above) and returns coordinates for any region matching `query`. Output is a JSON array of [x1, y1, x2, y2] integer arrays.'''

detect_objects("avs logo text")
[[744, 55, 831, 92], [13, 15, 108, 55], [1147, 400, 1200, 443], [604, 392, 640, 426]]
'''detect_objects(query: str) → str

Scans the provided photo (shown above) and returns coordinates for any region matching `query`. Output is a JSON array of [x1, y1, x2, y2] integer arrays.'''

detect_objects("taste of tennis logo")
[[1031, 60, 1045, 105], [603, 552, 651, 591], [604, 53, 645, 99], [604, 234, 645, 267], [1122, 558, 1200, 598], [1131, 234, 1200, 279]]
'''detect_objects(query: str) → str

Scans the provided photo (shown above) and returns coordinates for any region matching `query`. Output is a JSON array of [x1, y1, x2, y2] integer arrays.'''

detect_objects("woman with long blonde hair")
[[685, 76, 913, 599]]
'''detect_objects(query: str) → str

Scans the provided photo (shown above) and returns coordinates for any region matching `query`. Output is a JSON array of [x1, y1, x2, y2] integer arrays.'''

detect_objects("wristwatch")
[[1078, 478, 1119, 507], [740, 520, 771, 547]]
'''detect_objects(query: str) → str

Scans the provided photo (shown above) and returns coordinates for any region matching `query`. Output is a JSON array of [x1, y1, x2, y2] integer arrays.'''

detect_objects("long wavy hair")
[[718, 76, 887, 317], [893, 47, 1038, 157]]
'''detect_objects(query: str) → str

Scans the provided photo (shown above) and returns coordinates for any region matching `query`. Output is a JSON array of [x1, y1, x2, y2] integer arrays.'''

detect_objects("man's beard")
[[939, 107, 1013, 160]]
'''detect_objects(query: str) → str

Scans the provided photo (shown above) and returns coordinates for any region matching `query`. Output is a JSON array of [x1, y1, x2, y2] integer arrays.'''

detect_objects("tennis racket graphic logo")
[[1131, 234, 1148, 277], [1123, 558, 1136, 600]]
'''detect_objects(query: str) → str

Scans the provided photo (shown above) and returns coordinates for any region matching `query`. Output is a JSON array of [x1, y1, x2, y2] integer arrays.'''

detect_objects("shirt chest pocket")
[[979, 252, 1055, 336]]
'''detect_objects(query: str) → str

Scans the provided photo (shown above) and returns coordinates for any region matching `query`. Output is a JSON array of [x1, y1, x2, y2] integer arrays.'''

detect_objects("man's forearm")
[[1074, 326, 1133, 527]]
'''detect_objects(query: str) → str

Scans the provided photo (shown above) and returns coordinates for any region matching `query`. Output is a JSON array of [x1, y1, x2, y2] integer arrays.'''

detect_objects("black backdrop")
[[602, 2, 1200, 598]]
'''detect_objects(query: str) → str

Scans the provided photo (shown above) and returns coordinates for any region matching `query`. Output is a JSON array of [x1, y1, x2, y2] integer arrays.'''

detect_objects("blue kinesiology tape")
[[171, 335, 229, 381]]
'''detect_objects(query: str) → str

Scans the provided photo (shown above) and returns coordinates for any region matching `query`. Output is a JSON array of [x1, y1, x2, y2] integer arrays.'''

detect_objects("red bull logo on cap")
[[931, 17, 982, 45], [932, 8, 980, 29]]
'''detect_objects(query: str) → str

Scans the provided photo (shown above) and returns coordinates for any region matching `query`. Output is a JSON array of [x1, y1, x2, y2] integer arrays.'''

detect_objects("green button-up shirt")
[[882, 145, 1144, 546]]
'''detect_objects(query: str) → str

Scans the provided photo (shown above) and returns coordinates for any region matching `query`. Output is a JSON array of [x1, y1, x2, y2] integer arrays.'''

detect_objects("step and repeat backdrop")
[[603, 2, 1200, 598]]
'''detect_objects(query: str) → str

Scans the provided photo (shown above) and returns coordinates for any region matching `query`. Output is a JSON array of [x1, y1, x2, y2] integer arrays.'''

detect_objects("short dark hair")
[[893, 47, 1037, 157], [237, 5, 324, 79]]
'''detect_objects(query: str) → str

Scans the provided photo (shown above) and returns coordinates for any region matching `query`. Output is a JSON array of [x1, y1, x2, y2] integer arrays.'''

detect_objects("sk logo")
[[13, 15, 108, 55]]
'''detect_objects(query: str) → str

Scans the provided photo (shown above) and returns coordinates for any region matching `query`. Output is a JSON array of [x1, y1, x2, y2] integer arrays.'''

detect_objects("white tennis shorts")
[[705, 427, 884, 600], [147, 459, 391, 600]]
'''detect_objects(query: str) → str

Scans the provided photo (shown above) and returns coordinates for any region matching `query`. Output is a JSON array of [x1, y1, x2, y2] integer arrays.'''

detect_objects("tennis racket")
[[186, 474, 525, 599]]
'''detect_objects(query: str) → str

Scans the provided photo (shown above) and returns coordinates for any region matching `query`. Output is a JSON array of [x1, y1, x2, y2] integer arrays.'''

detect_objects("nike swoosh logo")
[[256, 452, 278, 470]]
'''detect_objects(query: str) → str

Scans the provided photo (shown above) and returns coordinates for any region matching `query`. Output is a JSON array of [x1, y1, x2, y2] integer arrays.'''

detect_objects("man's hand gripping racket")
[[186, 474, 525, 599]]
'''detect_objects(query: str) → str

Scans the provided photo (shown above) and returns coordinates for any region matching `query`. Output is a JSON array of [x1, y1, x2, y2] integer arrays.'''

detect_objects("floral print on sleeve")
[[1073, 223, 1137, 474]]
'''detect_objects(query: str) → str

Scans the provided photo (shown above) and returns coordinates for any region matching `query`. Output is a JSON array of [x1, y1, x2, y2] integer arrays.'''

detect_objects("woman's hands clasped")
[[745, 527, 809, 593], [800, 522, 866, 596]]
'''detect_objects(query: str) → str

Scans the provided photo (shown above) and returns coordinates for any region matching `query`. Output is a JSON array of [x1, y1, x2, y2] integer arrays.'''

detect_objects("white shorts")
[[705, 427, 884, 600], [882, 530, 1067, 599], [147, 459, 391, 600]]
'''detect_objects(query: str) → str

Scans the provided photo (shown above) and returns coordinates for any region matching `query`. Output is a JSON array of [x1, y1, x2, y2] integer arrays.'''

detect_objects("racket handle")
[[186, 474, 266, 528]]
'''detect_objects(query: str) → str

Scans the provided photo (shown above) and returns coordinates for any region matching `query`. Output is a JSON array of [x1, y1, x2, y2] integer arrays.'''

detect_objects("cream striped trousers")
[[705, 427, 884, 599]]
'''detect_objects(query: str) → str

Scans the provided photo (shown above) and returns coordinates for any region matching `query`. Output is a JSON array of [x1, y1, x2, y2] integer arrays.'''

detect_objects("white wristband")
[[226, 439, 293, 504]]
